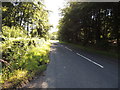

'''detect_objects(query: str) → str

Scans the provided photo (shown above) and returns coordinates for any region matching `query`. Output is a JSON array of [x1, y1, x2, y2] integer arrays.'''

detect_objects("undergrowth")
[[0, 38, 51, 88]]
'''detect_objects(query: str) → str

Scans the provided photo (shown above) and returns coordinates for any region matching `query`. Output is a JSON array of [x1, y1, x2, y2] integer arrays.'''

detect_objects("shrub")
[[1, 37, 51, 88]]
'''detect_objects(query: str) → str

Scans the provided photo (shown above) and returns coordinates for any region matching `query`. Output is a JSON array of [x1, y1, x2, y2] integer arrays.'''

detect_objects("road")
[[24, 41, 118, 88]]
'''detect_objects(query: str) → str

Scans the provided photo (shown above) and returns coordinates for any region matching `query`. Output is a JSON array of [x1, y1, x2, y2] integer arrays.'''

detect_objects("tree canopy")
[[2, 1, 51, 38], [58, 2, 120, 50]]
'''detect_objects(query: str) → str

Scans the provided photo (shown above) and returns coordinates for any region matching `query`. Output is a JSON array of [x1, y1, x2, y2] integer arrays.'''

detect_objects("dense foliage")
[[49, 32, 58, 40], [2, 1, 50, 38], [58, 2, 120, 51], [1, 1, 51, 88], [1, 38, 50, 88]]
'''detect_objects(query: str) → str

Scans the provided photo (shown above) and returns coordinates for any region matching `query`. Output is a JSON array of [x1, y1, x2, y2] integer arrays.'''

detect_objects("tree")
[[58, 2, 120, 50], [2, 1, 51, 38]]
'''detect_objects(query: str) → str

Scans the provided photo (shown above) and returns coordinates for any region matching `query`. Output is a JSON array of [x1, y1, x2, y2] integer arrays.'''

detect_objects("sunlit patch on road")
[[41, 82, 48, 88], [49, 40, 59, 43]]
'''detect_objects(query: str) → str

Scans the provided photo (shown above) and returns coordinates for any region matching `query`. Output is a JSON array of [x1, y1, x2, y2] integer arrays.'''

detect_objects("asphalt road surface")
[[24, 41, 118, 88]]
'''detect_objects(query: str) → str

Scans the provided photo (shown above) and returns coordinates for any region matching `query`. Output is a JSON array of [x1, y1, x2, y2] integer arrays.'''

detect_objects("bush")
[[2, 26, 27, 38], [96, 39, 109, 50], [1, 38, 51, 88]]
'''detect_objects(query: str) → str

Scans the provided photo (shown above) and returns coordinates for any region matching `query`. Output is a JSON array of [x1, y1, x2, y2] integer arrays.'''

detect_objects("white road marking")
[[66, 48, 73, 51], [65, 47, 73, 51], [76, 53, 104, 68]]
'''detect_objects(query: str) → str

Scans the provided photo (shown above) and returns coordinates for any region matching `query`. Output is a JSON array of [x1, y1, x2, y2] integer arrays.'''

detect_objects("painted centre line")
[[76, 53, 104, 68], [65, 47, 73, 51]]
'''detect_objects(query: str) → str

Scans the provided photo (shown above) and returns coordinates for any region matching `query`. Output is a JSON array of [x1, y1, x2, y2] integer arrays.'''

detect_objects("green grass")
[[60, 41, 118, 59]]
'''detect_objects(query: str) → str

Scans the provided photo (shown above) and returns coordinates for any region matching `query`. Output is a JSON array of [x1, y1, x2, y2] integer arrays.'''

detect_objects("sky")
[[44, 0, 66, 33]]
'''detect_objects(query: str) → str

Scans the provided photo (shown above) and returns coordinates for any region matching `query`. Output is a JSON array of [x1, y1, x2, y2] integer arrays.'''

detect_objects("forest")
[[58, 2, 120, 53], [0, 1, 51, 88]]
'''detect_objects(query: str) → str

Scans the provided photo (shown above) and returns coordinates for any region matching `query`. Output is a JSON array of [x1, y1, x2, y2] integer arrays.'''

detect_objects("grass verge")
[[60, 41, 118, 59]]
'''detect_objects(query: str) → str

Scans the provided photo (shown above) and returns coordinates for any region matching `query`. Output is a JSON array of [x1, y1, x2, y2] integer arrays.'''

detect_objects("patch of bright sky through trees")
[[44, 0, 115, 33], [44, 0, 66, 33]]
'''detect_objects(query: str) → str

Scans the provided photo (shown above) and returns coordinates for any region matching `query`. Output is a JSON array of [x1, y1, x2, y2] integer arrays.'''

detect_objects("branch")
[[0, 59, 9, 65]]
